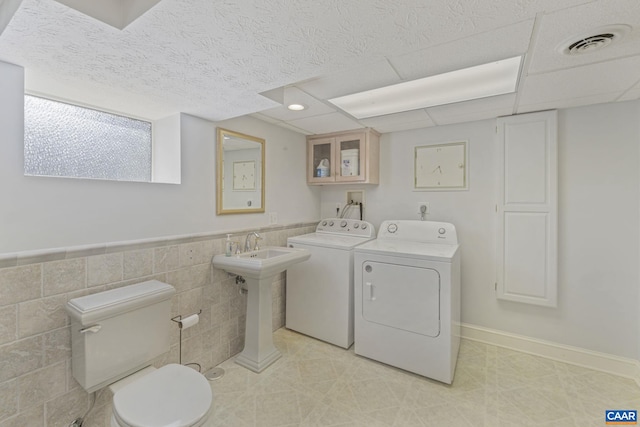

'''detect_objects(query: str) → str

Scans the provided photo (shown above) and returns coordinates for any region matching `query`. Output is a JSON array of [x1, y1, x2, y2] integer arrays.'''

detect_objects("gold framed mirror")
[[216, 128, 265, 215]]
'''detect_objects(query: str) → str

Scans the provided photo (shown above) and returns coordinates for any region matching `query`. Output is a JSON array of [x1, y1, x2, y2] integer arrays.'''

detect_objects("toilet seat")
[[112, 364, 212, 427]]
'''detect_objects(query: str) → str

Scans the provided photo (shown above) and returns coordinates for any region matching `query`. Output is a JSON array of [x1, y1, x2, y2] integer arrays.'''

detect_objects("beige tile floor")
[[204, 328, 640, 427]]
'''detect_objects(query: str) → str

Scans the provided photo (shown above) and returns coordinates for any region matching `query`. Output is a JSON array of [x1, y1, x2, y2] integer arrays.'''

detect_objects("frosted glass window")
[[24, 95, 152, 182]]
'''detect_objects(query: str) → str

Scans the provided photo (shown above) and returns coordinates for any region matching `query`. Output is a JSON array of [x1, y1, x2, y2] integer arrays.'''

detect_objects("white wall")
[[0, 61, 320, 253], [321, 102, 640, 359]]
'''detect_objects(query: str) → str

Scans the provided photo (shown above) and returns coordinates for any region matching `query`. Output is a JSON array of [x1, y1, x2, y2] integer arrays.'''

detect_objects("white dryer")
[[354, 220, 460, 384], [286, 218, 375, 348]]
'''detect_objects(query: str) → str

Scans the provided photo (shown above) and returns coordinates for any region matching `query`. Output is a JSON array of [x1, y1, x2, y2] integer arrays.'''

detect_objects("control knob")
[[340, 221, 347, 228], [438, 227, 446, 235], [387, 223, 398, 233]]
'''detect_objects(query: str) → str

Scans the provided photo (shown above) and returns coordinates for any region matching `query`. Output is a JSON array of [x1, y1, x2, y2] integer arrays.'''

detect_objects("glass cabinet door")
[[307, 137, 335, 183], [335, 133, 365, 182]]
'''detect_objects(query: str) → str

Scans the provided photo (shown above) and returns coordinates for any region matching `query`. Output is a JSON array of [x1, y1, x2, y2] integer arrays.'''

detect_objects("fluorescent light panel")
[[329, 56, 522, 119]]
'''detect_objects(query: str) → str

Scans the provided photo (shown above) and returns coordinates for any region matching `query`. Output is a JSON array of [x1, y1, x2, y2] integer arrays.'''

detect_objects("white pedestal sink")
[[212, 246, 310, 372]]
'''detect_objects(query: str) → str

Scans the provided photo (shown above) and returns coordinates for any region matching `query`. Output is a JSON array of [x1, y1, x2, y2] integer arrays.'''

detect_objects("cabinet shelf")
[[307, 129, 380, 185]]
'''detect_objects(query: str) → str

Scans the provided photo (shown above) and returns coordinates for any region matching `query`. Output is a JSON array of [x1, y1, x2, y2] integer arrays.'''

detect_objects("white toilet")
[[66, 280, 212, 427]]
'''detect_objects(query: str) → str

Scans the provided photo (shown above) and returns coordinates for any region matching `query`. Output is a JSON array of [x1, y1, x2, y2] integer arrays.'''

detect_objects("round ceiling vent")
[[557, 24, 631, 56]]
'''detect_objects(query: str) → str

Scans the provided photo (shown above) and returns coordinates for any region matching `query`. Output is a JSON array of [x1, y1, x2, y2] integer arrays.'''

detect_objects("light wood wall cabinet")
[[307, 129, 380, 185]]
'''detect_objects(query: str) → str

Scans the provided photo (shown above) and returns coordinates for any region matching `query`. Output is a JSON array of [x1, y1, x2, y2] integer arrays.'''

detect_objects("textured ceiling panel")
[[365, 119, 436, 134], [52, 0, 163, 29], [360, 109, 434, 132], [528, 0, 640, 74], [618, 88, 640, 102], [427, 94, 517, 125], [0, 0, 23, 35], [295, 59, 402, 100], [389, 20, 535, 81], [2, 0, 638, 134], [519, 55, 640, 106], [432, 106, 516, 126], [258, 87, 335, 121], [517, 92, 622, 114], [287, 112, 363, 135]]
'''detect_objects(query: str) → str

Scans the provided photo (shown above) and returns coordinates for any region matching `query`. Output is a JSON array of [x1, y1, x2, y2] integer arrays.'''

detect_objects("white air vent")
[[557, 25, 631, 56], [567, 33, 615, 54]]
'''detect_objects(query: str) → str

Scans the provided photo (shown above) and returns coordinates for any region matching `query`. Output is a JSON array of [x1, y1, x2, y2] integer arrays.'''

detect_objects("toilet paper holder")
[[171, 310, 202, 372], [171, 310, 202, 329]]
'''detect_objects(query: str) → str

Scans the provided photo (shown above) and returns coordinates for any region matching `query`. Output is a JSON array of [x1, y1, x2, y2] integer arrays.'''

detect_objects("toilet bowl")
[[111, 364, 212, 427], [64, 281, 213, 427]]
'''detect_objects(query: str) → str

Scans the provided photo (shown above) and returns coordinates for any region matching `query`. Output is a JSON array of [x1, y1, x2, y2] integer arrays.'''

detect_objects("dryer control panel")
[[316, 218, 375, 237], [377, 220, 458, 244]]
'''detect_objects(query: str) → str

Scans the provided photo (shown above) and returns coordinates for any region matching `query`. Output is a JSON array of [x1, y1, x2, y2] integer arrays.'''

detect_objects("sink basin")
[[213, 246, 310, 279], [212, 245, 311, 373]]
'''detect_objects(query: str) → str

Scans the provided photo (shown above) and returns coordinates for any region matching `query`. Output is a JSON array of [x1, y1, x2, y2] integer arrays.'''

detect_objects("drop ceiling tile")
[[249, 112, 281, 124], [389, 20, 535, 81], [258, 87, 335, 121], [528, 0, 640, 74], [617, 88, 640, 102], [369, 120, 436, 134], [517, 92, 623, 114], [274, 122, 314, 135], [52, 0, 162, 30], [432, 106, 515, 126], [360, 109, 434, 129], [520, 55, 640, 107], [295, 59, 401, 100], [427, 94, 516, 123], [287, 112, 363, 135]]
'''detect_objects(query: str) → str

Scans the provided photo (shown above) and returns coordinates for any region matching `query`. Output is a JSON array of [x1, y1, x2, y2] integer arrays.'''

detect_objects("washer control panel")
[[316, 218, 375, 237], [377, 220, 458, 244]]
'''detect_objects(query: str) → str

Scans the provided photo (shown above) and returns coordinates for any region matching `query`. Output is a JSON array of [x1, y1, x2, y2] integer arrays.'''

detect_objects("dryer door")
[[361, 261, 440, 337]]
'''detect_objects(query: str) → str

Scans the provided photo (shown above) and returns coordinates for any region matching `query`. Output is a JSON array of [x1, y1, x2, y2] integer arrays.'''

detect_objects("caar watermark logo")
[[606, 410, 637, 425]]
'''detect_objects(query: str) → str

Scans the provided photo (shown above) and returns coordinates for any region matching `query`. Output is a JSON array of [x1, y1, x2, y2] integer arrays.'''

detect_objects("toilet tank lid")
[[66, 280, 176, 325]]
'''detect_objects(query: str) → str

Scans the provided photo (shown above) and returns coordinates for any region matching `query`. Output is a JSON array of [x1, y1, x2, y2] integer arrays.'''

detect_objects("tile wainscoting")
[[0, 222, 316, 427]]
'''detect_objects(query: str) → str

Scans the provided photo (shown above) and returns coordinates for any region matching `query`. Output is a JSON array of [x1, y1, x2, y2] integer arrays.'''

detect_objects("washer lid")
[[113, 364, 212, 427], [288, 232, 375, 250]]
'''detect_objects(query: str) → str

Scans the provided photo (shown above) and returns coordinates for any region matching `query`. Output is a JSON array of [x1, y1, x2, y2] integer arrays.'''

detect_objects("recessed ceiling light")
[[329, 56, 522, 119], [287, 103, 306, 111]]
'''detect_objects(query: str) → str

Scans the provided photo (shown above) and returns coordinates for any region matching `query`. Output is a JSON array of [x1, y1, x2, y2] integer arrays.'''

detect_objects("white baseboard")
[[461, 323, 640, 387]]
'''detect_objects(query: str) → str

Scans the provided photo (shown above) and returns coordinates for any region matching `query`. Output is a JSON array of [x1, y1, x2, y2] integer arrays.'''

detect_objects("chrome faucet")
[[244, 231, 261, 252]]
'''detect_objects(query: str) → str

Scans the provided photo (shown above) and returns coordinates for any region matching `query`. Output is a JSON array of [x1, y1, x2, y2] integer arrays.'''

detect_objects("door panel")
[[496, 110, 557, 307], [361, 261, 440, 337]]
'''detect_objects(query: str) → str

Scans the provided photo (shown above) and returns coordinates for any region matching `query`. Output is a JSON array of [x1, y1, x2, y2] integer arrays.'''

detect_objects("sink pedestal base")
[[235, 276, 281, 373]]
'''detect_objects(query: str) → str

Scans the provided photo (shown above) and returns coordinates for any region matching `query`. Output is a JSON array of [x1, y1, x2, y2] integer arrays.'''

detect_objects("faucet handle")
[[234, 242, 241, 255], [253, 237, 262, 251]]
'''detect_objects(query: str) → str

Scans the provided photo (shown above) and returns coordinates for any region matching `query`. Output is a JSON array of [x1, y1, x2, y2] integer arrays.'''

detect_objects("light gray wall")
[[321, 101, 640, 359], [0, 61, 320, 254]]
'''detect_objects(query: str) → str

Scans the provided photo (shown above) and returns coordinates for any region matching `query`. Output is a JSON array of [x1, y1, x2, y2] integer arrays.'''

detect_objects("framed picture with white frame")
[[414, 141, 468, 190]]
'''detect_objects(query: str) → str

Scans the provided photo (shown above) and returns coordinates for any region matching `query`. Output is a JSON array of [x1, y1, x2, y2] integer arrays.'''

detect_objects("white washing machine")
[[354, 220, 461, 384], [286, 218, 375, 348]]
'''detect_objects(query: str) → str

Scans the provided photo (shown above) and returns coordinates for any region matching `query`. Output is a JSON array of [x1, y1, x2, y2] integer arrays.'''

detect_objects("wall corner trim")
[[461, 323, 640, 383]]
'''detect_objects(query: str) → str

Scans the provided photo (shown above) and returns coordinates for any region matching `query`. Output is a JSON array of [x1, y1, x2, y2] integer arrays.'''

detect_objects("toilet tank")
[[66, 280, 176, 393]]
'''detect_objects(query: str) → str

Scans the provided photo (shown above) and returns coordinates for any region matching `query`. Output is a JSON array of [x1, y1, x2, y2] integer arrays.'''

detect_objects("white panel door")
[[361, 261, 440, 337], [496, 111, 557, 307]]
